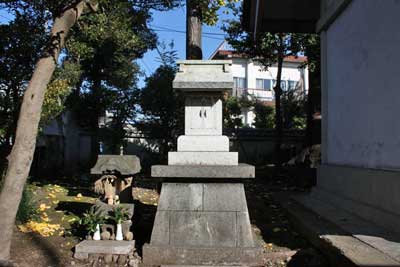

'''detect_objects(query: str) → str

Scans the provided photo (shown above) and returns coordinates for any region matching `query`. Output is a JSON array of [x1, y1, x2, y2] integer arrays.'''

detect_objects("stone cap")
[[151, 164, 255, 179], [173, 60, 234, 92], [91, 155, 141, 175]]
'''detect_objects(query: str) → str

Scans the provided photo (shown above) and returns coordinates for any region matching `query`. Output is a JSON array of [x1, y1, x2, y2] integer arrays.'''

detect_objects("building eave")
[[243, 0, 320, 34]]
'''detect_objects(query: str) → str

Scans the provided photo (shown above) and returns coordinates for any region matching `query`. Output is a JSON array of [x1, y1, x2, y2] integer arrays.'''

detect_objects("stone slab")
[[177, 135, 229, 152], [184, 95, 222, 136], [143, 245, 264, 266], [90, 155, 141, 175], [236, 212, 255, 247], [151, 164, 255, 178], [74, 240, 135, 258], [276, 193, 400, 267], [203, 183, 248, 212], [169, 211, 237, 247], [173, 60, 234, 92], [293, 191, 400, 263], [150, 211, 170, 246], [168, 152, 238, 165], [158, 183, 203, 211]]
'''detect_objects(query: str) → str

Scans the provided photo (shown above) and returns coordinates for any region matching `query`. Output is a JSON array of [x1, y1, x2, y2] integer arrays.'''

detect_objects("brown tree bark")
[[186, 0, 202, 59], [274, 36, 284, 167], [0, 1, 87, 263]]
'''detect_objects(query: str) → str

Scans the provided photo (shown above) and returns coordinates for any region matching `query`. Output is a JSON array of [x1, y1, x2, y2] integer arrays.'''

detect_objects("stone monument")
[[143, 60, 263, 266]]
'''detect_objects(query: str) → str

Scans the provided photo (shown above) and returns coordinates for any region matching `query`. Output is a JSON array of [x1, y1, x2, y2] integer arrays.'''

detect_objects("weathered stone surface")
[[168, 151, 238, 165], [203, 183, 248, 212], [150, 211, 170, 245], [184, 94, 223, 136], [169, 211, 237, 247], [173, 60, 234, 92], [151, 164, 255, 178], [104, 254, 113, 263], [177, 135, 229, 152], [90, 155, 141, 175], [158, 183, 203, 211], [146, 182, 261, 266], [94, 200, 134, 219], [74, 240, 135, 256], [142, 245, 264, 266], [236, 212, 255, 247], [74, 252, 88, 259]]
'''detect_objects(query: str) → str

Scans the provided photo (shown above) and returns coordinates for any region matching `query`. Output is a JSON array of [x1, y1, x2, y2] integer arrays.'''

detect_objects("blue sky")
[[139, 7, 232, 87], [0, 6, 234, 88]]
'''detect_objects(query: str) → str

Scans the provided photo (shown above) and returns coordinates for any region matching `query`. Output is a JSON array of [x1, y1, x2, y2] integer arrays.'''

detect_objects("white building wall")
[[325, 0, 400, 170], [230, 58, 308, 127]]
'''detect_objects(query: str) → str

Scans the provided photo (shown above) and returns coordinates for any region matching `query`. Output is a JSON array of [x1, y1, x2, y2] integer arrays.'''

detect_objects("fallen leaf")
[[273, 227, 281, 233]]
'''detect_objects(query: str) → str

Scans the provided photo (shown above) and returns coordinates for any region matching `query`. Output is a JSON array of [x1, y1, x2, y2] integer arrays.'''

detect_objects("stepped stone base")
[[151, 164, 255, 179], [168, 152, 238, 165], [177, 135, 229, 152], [143, 246, 263, 266], [143, 183, 262, 266], [74, 240, 135, 259]]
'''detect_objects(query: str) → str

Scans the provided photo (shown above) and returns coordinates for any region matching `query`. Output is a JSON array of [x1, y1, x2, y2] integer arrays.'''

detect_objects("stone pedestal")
[[143, 60, 262, 266]]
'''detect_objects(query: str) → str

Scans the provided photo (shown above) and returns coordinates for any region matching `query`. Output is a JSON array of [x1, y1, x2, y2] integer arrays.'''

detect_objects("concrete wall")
[[325, 0, 400, 170]]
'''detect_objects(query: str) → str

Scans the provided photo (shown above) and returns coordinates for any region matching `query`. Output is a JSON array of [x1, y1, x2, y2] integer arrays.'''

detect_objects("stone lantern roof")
[[173, 60, 234, 92]]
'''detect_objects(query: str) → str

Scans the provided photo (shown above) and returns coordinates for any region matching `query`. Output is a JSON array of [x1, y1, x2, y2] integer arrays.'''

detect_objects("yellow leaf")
[[272, 227, 281, 233]]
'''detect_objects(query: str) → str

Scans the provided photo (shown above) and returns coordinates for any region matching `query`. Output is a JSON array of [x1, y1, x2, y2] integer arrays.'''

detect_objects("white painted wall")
[[326, 0, 400, 170], [230, 58, 308, 127]]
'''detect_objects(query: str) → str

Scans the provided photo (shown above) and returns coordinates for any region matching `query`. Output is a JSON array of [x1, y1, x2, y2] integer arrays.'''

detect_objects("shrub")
[[0, 171, 37, 223], [16, 184, 38, 223]]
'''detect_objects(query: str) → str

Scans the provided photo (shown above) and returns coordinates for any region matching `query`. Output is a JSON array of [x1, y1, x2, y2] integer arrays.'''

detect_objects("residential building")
[[210, 42, 308, 127]]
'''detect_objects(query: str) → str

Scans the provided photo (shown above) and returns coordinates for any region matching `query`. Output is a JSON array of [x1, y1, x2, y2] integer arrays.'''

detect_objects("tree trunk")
[[274, 39, 284, 167], [186, 0, 202, 59], [0, 2, 87, 263]]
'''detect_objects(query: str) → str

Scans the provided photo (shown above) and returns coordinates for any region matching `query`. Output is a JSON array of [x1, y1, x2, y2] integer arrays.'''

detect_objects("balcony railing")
[[232, 88, 274, 101]]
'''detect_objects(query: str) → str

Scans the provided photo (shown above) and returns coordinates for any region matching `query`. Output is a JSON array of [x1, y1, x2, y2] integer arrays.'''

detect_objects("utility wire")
[[151, 28, 224, 41], [139, 59, 151, 77], [150, 24, 226, 36]]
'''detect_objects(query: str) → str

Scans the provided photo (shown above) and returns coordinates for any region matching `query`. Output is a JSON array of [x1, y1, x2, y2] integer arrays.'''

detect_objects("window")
[[233, 77, 246, 89], [288, 80, 297, 90], [256, 78, 272, 90], [272, 80, 287, 90]]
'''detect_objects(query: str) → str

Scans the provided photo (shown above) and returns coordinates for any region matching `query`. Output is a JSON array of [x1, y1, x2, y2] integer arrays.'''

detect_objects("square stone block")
[[168, 152, 238, 165], [203, 183, 248, 212], [177, 135, 229, 152], [169, 211, 237, 247], [158, 183, 203, 211]]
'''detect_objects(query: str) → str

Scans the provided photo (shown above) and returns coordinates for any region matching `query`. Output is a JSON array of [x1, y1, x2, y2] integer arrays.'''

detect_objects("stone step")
[[275, 193, 400, 267], [74, 240, 135, 259], [168, 151, 238, 165]]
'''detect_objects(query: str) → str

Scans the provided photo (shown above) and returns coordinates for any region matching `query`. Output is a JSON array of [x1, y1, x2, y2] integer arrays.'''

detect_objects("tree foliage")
[[223, 4, 317, 163], [140, 44, 184, 160], [253, 102, 275, 129]]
